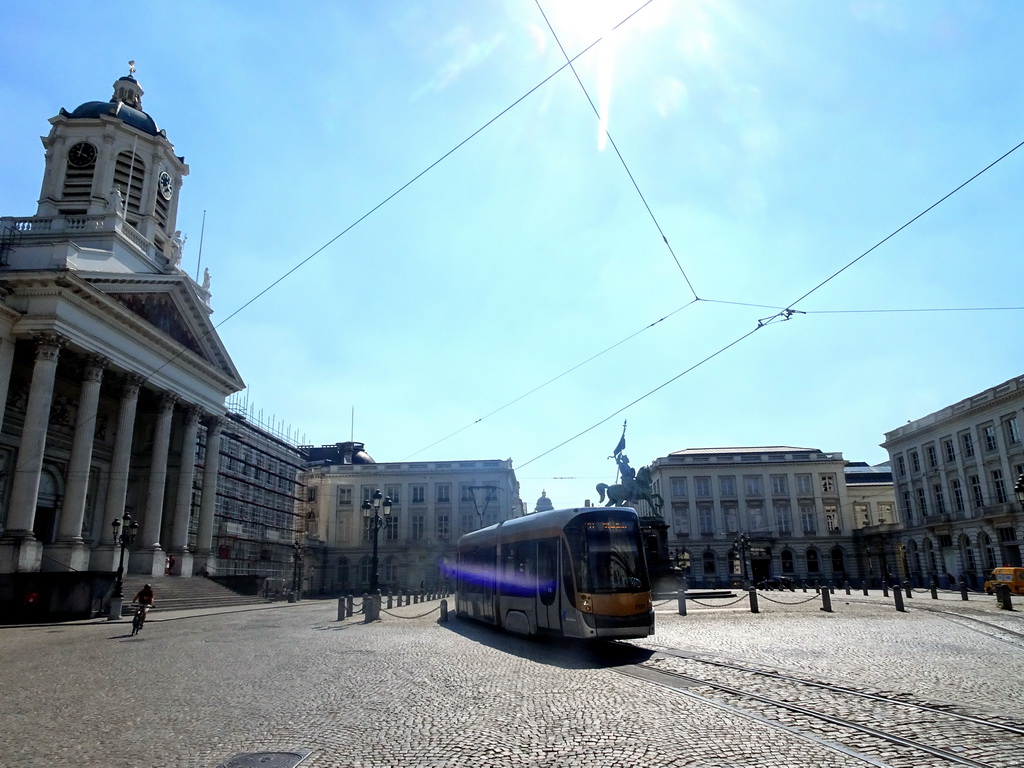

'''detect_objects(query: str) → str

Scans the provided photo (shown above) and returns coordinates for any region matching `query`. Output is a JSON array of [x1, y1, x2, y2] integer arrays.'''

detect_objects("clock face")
[[158, 171, 174, 201], [67, 142, 97, 168]]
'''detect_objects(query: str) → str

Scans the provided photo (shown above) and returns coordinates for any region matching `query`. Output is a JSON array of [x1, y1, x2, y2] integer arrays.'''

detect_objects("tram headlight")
[[579, 593, 593, 613]]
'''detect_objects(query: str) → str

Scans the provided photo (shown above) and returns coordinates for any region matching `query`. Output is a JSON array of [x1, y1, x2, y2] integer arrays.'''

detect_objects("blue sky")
[[2, 1, 1022, 510]]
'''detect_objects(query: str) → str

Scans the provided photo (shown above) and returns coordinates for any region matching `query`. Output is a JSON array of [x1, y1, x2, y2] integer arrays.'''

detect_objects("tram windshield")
[[565, 511, 649, 594]]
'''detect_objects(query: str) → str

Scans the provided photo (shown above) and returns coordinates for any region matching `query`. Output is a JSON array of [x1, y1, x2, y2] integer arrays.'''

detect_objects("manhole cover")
[[216, 750, 312, 768]]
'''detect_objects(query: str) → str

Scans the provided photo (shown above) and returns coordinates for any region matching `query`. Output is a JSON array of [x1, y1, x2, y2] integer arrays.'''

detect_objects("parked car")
[[757, 576, 795, 590]]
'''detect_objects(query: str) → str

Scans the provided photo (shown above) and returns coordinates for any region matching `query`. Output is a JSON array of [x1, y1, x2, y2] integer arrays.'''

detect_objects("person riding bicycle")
[[132, 583, 155, 628]]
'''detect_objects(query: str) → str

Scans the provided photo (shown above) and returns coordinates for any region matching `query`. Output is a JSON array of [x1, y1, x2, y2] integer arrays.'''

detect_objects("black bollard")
[[893, 586, 905, 612], [346, 594, 354, 618], [960, 581, 969, 602], [802, 580, 808, 593], [814, 581, 821, 594], [439, 599, 449, 622], [387, 591, 394, 609], [844, 580, 851, 595], [882, 582, 889, 597], [748, 588, 759, 614], [677, 589, 687, 616], [996, 584, 1014, 611], [820, 588, 833, 613], [862, 580, 869, 596], [905, 583, 912, 599], [337, 597, 346, 621], [930, 577, 938, 600]]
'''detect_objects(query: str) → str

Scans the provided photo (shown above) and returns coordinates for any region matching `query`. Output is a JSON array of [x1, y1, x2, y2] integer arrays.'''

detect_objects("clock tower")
[[22, 63, 190, 273]]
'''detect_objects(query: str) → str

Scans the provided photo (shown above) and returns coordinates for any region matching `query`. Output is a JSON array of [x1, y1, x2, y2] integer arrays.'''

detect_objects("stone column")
[[133, 393, 176, 576], [90, 375, 142, 572], [168, 406, 200, 577], [0, 333, 17, 434], [194, 417, 222, 576], [0, 334, 64, 573], [45, 356, 108, 572]]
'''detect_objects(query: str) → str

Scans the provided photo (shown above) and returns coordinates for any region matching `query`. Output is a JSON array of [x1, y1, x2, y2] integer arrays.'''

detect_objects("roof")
[[65, 100, 160, 136]]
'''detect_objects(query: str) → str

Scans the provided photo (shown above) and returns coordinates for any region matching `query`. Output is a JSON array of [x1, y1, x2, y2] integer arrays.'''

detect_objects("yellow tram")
[[455, 506, 654, 640]]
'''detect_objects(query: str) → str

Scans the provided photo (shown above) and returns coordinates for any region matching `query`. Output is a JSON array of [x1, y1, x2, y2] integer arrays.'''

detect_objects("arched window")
[[702, 550, 716, 575], [781, 549, 795, 574], [806, 548, 820, 574], [830, 547, 845, 577]]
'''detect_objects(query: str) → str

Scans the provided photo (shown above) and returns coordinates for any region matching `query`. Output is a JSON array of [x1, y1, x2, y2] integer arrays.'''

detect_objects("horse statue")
[[596, 465, 664, 516]]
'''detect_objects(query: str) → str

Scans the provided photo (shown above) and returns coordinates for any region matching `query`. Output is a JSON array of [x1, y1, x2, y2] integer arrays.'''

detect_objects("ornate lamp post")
[[108, 511, 138, 620], [675, 549, 691, 590], [733, 533, 751, 588], [362, 489, 392, 593], [291, 540, 304, 599]]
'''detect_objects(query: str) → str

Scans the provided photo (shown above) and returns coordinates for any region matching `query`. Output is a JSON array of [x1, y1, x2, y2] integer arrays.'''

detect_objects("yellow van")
[[984, 567, 1024, 595]]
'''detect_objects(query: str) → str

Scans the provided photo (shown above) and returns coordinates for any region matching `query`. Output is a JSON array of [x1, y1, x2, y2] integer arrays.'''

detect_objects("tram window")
[[562, 540, 576, 603], [538, 538, 557, 606]]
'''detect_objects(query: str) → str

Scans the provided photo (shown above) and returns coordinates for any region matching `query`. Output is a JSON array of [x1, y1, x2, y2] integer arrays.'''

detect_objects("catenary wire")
[[534, 0, 698, 300]]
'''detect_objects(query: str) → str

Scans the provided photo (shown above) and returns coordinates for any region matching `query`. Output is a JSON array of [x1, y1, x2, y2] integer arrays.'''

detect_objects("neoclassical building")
[[882, 374, 1024, 588], [647, 447, 894, 587], [299, 442, 524, 594], [0, 69, 245, 606]]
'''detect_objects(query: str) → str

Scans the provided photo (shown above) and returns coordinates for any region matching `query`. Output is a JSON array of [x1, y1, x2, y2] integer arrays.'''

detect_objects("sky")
[[2, 1, 1023, 511]]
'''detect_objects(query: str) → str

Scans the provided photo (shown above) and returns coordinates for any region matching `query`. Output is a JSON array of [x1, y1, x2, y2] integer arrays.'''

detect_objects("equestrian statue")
[[596, 452, 664, 516]]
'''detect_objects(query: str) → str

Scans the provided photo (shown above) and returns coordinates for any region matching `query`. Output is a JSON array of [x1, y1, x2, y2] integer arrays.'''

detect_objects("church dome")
[[65, 71, 160, 136], [534, 490, 554, 513]]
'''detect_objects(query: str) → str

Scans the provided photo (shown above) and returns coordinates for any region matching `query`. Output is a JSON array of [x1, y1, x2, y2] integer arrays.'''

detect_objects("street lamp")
[[733, 533, 751, 588], [292, 540, 304, 598], [362, 489, 393, 592], [467, 485, 497, 527], [1014, 474, 1024, 509], [107, 512, 138, 621]]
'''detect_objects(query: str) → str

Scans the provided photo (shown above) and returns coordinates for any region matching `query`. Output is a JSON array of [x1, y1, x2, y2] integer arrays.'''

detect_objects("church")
[[0, 67, 246, 616]]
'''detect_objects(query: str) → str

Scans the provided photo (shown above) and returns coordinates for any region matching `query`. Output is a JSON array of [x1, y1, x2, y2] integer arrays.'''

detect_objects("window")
[[900, 491, 914, 523], [702, 551, 717, 575], [982, 425, 998, 452], [719, 475, 736, 497], [943, 439, 956, 463], [820, 474, 836, 493], [385, 484, 401, 504], [800, 505, 816, 534], [796, 474, 813, 495], [694, 476, 711, 498], [933, 484, 945, 515], [824, 504, 839, 531], [385, 515, 399, 541], [744, 475, 763, 497], [671, 504, 689, 537], [969, 475, 984, 509], [460, 483, 474, 502], [951, 479, 965, 512], [723, 506, 738, 534], [781, 550, 795, 574], [961, 432, 975, 458], [436, 515, 450, 539], [436, 484, 451, 504], [916, 487, 928, 517], [698, 506, 715, 535], [1005, 417, 1022, 446], [337, 487, 352, 506], [925, 445, 937, 469], [770, 475, 788, 495], [992, 469, 1008, 504], [460, 513, 474, 534], [306, 486, 317, 502], [748, 505, 765, 530], [806, 549, 820, 574], [878, 502, 893, 524], [411, 515, 425, 540], [775, 503, 792, 535], [361, 486, 375, 504], [910, 452, 920, 473], [411, 485, 425, 504], [669, 477, 687, 498], [896, 456, 906, 477], [853, 502, 869, 526]]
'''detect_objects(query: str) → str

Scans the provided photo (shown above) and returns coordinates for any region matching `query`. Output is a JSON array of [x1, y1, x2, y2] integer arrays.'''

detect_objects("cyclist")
[[132, 583, 155, 632]]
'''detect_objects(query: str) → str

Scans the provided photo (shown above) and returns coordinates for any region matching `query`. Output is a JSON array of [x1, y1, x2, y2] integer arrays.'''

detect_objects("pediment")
[[84, 274, 243, 387]]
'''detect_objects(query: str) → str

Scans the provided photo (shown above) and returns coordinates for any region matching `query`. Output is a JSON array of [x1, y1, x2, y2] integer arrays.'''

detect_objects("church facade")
[[0, 69, 246, 613]]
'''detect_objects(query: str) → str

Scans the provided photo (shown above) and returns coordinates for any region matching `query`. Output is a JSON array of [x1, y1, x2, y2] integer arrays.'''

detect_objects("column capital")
[[181, 404, 201, 427], [203, 415, 224, 434], [81, 355, 110, 383], [121, 372, 145, 397], [31, 332, 68, 360], [157, 392, 179, 415]]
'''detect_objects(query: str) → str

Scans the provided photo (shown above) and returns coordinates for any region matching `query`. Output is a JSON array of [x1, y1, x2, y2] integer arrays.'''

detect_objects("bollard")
[[414, 592, 420, 605], [802, 580, 808, 593], [387, 591, 393, 609], [862, 580, 869, 596], [930, 577, 938, 600], [882, 582, 889, 597], [829, 583, 835, 595], [748, 588, 759, 614], [677, 589, 687, 616], [346, 594, 354, 618], [439, 598, 449, 623], [337, 597, 345, 621], [893, 586, 905, 612], [960, 581, 969, 602], [362, 592, 373, 623], [820, 588, 833, 613], [814, 581, 821, 594], [905, 583, 912, 599], [996, 584, 1014, 611], [844, 580, 851, 596]]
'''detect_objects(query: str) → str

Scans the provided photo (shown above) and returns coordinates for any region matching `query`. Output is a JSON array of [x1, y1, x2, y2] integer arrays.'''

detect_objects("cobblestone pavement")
[[1, 589, 1021, 768]]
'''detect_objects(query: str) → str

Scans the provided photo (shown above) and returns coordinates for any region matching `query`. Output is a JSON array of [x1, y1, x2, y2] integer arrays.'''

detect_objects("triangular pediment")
[[84, 273, 243, 388]]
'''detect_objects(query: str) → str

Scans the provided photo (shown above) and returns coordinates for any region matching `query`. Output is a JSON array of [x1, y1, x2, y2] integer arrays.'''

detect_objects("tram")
[[454, 506, 654, 640]]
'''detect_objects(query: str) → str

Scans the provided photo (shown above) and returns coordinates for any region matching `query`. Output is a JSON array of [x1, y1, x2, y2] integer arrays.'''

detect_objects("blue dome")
[[68, 100, 160, 136]]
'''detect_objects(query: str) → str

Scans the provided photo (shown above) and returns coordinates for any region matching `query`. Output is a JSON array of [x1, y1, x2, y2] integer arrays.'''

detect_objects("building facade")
[[647, 447, 894, 587], [0, 69, 245, 594], [299, 443, 523, 595], [882, 374, 1024, 588]]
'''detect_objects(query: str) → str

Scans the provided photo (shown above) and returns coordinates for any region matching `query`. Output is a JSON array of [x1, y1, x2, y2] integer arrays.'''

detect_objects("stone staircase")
[[118, 575, 268, 616]]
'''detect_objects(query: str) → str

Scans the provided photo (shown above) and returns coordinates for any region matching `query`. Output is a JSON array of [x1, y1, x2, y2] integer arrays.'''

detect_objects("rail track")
[[608, 641, 1024, 768]]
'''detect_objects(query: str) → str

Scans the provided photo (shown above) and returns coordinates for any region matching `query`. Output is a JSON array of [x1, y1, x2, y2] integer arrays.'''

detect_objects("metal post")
[[748, 588, 759, 614], [439, 598, 449, 623], [893, 585, 905, 612], [930, 577, 938, 599], [862, 579, 869, 596], [905, 582, 912, 599], [996, 584, 1014, 611], [844, 580, 851, 595], [677, 589, 687, 616], [882, 581, 889, 597], [820, 588, 832, 613], [337, 597, 345, 621], [960, 580, 969, 601]]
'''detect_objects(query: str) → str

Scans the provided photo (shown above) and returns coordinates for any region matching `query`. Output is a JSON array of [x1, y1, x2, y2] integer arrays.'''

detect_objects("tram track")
[[610, 642, 1024, 768]]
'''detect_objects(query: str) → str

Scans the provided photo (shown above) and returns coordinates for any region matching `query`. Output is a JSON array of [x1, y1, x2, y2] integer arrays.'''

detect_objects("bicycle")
[[130, 603, 151, 636]]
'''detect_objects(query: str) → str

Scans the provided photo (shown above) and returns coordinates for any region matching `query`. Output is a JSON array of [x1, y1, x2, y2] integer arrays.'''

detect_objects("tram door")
[[536, 538, 560, 631]]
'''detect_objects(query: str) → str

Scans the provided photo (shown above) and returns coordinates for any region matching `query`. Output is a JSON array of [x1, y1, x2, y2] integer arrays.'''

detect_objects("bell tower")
[[28, 62, 190, 272]]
